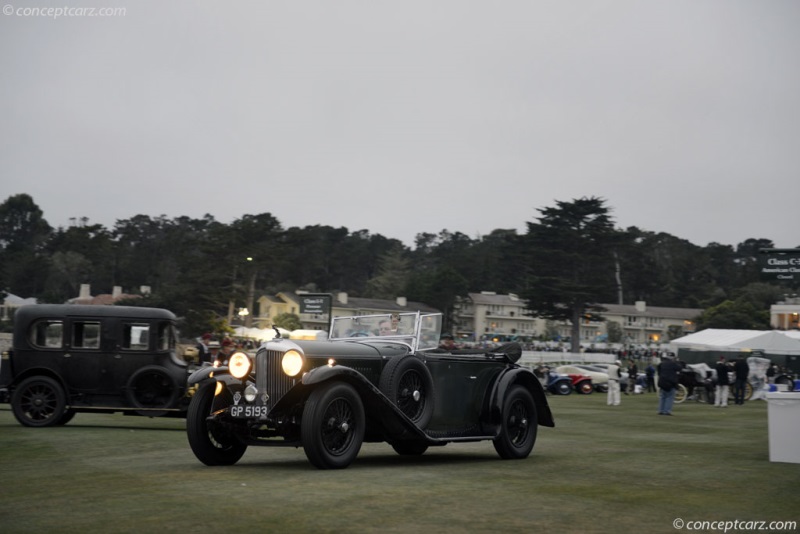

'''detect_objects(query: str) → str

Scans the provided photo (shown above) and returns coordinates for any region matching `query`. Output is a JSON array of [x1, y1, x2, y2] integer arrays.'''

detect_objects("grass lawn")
[[1, 392, 798, 533]]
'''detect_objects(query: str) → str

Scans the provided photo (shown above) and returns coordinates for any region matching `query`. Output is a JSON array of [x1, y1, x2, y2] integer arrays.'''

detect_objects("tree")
[[272, 312, 303, 331], [364, 245, 410, 299], [695, 300, 770, 330], [0, 194, 53, 297], [518, 197, 619, 353]]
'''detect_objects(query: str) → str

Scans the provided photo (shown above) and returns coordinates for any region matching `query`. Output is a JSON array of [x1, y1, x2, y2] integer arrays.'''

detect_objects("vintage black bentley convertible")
[[186, 312, 555, 469]]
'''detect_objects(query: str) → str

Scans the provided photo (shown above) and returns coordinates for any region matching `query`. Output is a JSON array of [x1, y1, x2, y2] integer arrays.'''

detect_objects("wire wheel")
[[11, 376, 67, 427]]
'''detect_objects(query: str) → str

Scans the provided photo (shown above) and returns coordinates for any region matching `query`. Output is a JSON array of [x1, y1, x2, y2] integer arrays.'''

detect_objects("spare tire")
[[125, 366, 180, 415], [379, 355, 435, 428]]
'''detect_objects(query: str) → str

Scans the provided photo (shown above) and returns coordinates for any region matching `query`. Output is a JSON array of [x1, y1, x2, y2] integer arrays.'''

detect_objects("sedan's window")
[[29, 320, 64, 348], [157, 322, 176, 351], [123, 323, 150, 350], [72, 321, 101, 349]]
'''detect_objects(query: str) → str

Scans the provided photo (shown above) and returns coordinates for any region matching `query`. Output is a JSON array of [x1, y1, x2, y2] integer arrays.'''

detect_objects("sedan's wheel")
[[302, 382, 365, 469], [674, 384, 688, 404], [11, 376, 67, 427], [390, 441, 429, 456], [578, 381, 593, 395], [126, 366, 180, 416], [555, 381, 572, 395], [493, 385, 537, 460], [187, 382, 247, 466], [379, 356, 435, 428]]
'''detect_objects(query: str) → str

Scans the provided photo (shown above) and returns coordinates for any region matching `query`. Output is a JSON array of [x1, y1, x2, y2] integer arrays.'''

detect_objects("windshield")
[[329, 312, 442, 352]]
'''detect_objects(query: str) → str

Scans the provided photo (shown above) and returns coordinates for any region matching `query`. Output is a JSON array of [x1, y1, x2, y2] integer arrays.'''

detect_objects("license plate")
[[229, 404, 268, 418]]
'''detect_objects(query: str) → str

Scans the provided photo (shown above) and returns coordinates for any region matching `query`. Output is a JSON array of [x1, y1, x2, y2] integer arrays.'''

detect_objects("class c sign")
[[759, 249, 800, 281]]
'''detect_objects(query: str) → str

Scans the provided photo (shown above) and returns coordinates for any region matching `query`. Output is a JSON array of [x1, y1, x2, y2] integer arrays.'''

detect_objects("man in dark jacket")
[[714, 356, 730, 407], [733, 356, 750, 405], [657, 354, 681, 416]]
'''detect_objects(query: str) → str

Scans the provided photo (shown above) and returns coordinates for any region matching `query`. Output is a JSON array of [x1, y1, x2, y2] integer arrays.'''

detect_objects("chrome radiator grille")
[[256, 350, 295, 408]]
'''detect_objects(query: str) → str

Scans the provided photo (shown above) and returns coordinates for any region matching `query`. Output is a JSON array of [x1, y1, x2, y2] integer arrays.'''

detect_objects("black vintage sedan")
[[186, 312, 555, 469], [0, 304, 189, 427]]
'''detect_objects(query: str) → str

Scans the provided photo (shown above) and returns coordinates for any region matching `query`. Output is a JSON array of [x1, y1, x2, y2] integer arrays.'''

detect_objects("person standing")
[[645, 362, 656, 393], [714, 356, 730, 407], [733, 356, 750, 405], [607, 360, 622, 406], [657, 354, 681, 416], [627, 361, 638, 395], [195, 333, 212, 364]]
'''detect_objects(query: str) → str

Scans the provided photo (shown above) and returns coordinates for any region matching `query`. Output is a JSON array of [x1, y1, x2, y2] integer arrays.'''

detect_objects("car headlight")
[[281, 350, 304, 377], [229, 351, 252, 379]]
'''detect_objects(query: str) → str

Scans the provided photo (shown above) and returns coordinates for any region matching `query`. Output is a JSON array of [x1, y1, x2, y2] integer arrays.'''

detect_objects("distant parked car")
[[555, 365, 610, 393], [0, 304, 191, 427], [533, 365, 573, 395]]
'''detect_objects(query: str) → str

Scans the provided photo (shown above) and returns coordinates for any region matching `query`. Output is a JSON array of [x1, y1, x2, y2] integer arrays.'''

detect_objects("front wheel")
[[493, 385, 538, 460], [578, 381, 593, 394], [186, 382, 247, 466], [11, 376, 67, 427], [554, 381, 572, 395], [302, 382, 365, 469]]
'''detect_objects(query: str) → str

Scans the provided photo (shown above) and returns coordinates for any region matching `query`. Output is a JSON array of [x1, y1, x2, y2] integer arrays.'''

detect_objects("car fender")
[[187, 365, 241, 388], [301, 364, 432, 441], [490, 367, 555, 428]]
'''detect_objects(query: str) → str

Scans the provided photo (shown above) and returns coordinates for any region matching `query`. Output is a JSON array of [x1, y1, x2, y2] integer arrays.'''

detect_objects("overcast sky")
[[2, 0, 798, 249]]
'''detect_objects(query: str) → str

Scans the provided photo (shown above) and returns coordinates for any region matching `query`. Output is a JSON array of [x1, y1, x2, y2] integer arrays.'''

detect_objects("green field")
[[1, 393, 798, 533]]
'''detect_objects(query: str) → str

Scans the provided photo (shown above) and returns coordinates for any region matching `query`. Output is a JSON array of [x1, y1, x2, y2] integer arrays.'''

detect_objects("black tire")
[[301, 382, 365, 469], [125, 366, 180, 415], [379, 355, 435, 428], [390, 441, 429, 456], [186, 382, 247, 466], [597, 383, 609, 393], [493, 385, 538, 460], [555, 381, 572, 395], [578, 381, 593, 395], [11, 376, 67, 427]]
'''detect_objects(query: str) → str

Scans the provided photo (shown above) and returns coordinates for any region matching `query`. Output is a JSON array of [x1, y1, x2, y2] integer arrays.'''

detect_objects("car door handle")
[[64, 353, 71, 358]]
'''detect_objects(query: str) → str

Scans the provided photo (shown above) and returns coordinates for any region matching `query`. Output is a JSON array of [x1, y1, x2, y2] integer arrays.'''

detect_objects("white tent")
[[728, 331, 800, 355], [671, 329, 800, 355]]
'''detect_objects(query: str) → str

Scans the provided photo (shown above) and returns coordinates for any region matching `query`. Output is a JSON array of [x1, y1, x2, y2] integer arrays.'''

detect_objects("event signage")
[[299, 294, 332, 315], [758, 249, 800, 282]]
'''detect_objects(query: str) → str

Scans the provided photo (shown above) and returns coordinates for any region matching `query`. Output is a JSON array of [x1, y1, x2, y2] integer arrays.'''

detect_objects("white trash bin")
[[766, 391, 800, 464]]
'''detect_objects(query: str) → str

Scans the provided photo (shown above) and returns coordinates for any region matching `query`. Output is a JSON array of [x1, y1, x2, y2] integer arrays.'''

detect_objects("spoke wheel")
[[11, 376, 67, 428], [302, 382, 365, 469], [379, 356, 434, 428], [674, 384, 688, 404], [186, 382, 247, 466], [493, 385, 538, 460]]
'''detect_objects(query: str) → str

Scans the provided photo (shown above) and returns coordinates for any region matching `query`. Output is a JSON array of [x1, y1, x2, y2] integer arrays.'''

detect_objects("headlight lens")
[[229, 351, 252, 379], [281, 350, 304, 377]]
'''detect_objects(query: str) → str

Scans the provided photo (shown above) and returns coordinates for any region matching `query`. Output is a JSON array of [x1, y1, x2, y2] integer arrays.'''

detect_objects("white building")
[[453, 291, 702, 344]]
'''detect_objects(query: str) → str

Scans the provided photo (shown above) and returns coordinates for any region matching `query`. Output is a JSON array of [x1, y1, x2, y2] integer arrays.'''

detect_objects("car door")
[[62, 318, 108, 393]]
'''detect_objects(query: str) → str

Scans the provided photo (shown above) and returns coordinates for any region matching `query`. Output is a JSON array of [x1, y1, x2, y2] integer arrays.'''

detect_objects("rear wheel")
[[302, 382, 365, 469], [493, 385, 537, 460], [11, 376, 67, 427], [126, 366, 180, 416], [674, 384, 688, 403], [186, 382, 247, 466], [578, 381, 593, 394]]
